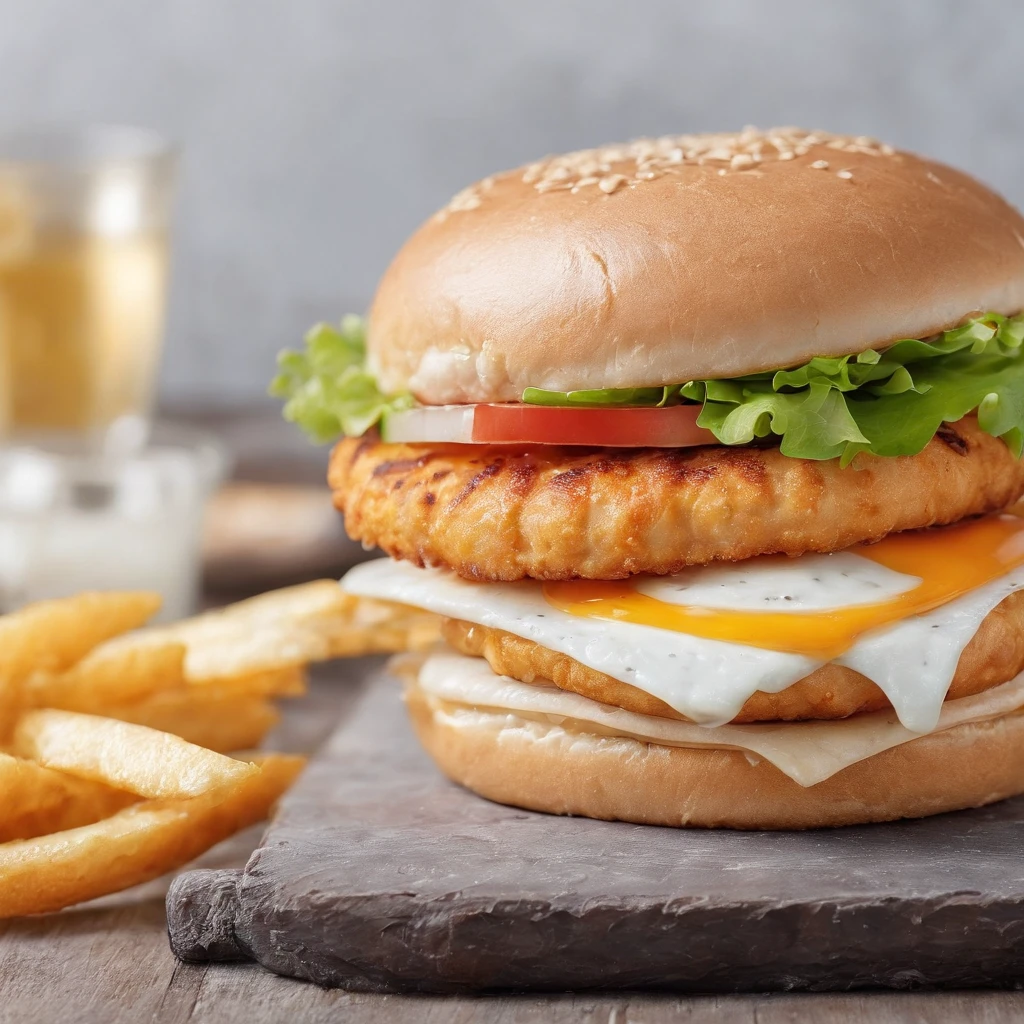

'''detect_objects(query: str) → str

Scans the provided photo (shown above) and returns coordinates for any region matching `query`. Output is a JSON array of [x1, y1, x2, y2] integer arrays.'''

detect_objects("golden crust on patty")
[[330, 416, 1024, 581], [442, 589, 1024, 723]]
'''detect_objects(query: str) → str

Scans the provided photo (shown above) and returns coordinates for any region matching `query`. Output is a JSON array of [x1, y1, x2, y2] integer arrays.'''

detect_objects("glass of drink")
[[0, 124, 176, 453]]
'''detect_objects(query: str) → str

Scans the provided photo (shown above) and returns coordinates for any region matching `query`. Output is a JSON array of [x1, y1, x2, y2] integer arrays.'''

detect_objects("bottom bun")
[[405, 684, 1024, 829]]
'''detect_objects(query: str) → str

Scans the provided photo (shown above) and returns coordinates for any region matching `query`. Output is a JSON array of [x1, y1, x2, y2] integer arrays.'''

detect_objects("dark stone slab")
[[167, 669, 1024, 993], [167, 869, 248, 963]]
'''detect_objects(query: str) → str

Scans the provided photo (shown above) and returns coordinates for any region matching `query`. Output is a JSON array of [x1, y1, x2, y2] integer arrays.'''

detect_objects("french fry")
[[130, 581, 352, 680], [124, 582, 441, 682], [0, 591, 162, 679], [0, 591, 161, 734], [330, 593, 442, 657], [0, 752, 136, 843], [186, 665, 308, 700], [13, 710, 258, 799], [26, 639, 187, 711], [0, 754, 305, 918], [0, 583, 369, 917], [104, 692, 281, 753], [28, 643, 301, 717]]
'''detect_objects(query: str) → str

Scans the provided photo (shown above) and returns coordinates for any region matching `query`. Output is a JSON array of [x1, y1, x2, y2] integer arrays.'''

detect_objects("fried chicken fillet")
[[329, 417, 1024, 581]]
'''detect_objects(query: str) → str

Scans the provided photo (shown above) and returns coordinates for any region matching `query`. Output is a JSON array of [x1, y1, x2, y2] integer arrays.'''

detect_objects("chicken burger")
[[274, 127, 1024, 828]]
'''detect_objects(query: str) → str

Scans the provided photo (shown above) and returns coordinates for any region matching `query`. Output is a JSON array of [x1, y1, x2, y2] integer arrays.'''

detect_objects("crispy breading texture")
[[443, 589, 1024, 723], [329, 417, 1024, 581]]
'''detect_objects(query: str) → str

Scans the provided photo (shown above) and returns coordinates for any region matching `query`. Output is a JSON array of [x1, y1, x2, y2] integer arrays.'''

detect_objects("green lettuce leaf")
[[274, 311, 1024, 461], [522, 385, 677, 407], [524, 313, 1024, 464], [269, 316, 413, 443]]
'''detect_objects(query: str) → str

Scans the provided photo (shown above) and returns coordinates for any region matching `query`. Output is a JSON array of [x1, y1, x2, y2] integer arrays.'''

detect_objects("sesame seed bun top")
[[367, 127, 1024, 404]]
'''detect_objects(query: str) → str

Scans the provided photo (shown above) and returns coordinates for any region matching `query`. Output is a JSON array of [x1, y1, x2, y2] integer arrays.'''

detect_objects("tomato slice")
[[472, 403, 715, 447], [380, 403, 718, 447]]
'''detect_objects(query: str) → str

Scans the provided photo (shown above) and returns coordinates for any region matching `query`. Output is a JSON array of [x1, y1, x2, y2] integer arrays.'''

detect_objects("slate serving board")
[[167, 666, 1024, 993]]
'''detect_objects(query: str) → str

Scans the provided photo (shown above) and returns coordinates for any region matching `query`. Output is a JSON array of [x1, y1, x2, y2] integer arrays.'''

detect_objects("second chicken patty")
[[442, 588, 1024, 723]]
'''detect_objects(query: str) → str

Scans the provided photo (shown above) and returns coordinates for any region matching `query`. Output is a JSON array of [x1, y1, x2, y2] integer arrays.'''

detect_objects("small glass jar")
[[0, 424, 226, 620]]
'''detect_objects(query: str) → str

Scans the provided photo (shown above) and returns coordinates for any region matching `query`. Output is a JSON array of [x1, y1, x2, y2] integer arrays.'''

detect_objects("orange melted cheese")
[[543, 514, 1024, 660]]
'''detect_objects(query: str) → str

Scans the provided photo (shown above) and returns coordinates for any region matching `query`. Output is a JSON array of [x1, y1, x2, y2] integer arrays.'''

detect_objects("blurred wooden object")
[[173, 402, 329, 485], [168, 403, 366, 595], [202, 482, 363, 593]]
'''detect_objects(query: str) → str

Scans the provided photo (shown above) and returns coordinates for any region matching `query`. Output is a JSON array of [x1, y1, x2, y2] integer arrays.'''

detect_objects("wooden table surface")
[[2, 412, 1022, 1022]]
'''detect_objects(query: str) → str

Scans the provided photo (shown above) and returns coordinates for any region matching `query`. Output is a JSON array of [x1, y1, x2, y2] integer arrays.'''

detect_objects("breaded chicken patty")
[[329, 416, 1024, 581], [443, 589, 1024, 723]]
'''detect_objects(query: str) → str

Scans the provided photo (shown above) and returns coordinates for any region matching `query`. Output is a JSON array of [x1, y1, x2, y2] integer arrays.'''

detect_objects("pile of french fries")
[[0, 582, 440, 918]]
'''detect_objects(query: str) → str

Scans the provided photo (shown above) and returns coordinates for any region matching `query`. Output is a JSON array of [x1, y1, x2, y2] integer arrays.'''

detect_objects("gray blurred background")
[[1, 0, 1020, 409]]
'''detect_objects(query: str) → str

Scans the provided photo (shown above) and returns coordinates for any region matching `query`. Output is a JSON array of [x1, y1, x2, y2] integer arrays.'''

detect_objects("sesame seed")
[[446, 186, 482, 211], [448, 128, 898, 212], [598, 173, 628, 193]]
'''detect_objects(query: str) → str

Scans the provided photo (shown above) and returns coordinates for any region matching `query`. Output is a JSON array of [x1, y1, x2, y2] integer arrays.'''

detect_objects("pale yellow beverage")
[[0, 230, 168, 435], [0, 125, 175, 447]]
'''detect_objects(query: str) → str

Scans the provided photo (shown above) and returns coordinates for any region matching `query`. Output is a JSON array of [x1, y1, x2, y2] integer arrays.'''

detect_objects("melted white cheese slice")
[[417, 652, 1024, 787], [342, 558, 1024, 733]]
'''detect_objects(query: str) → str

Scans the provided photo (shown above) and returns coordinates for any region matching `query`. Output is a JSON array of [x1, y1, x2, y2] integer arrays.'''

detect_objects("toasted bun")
[[368, 128, 1024, 404], [406, 684, 1024, 829]]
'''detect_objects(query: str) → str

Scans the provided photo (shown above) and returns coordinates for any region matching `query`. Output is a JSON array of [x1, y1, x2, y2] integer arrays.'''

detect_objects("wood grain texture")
[[176, 982, 1024, 1024], [4, 941, 1024, 1024]]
